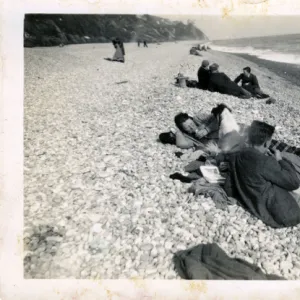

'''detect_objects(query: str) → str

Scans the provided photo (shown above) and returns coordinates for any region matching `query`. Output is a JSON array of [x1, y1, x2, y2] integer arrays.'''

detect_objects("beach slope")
[[24, 42, 300, 279]]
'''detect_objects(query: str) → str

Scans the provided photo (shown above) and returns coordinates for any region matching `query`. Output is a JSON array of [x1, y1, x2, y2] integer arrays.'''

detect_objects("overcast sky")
[[159, 15, 300, 40]]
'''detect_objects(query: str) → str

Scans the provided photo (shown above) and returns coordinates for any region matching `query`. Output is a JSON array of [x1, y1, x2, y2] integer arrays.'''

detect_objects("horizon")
[[211, 32, 300, 42], [158, 15, 300, 40]]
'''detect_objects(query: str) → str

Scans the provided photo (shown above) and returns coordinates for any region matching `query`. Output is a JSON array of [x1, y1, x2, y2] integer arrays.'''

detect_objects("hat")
[[250, 120, 275, 136], [202, 60, 209, 67], [209, 63, 219, 71]]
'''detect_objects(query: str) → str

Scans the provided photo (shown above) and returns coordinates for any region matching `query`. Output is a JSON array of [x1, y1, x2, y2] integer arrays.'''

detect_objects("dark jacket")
[[208, 72, 243, 97], [197, 67, 210, 90], [224, 147, 300, 228], [173, 243, 285, 280], [234, 73, 260, 89]]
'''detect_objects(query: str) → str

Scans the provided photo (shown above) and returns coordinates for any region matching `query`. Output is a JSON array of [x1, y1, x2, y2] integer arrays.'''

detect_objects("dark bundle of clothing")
[[188, 180, 237, 210], [173, 243, 285, 280]]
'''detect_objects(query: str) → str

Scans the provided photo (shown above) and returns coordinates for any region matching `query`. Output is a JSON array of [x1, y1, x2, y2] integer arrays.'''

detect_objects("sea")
[[210, 34, 300, 65]]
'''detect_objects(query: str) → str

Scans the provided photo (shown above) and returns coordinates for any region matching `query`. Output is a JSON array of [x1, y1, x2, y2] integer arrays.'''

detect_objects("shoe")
[[266, 98, 276, 104]]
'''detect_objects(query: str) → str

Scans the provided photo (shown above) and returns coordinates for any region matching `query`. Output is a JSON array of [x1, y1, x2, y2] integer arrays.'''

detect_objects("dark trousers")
[[238, 87, 252, 99], [243, 85, 270, 99]]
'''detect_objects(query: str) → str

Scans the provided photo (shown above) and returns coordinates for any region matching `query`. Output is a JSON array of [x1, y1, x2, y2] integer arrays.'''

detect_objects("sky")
[[159, 15, 300, 40]]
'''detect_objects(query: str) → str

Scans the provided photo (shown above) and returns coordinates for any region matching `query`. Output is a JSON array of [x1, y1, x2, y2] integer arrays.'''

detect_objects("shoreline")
[[230, 53, 300, 87]]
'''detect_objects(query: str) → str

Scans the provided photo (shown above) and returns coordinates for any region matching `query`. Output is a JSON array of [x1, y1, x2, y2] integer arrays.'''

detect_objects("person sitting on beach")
[[223, 120, 300, 228], [197, 60, 210, 90], [234, 67, 273, 101], [207, 64, 252, 99]]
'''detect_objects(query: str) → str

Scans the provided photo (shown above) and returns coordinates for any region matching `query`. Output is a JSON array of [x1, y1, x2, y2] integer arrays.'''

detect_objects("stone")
[[165, 241, 173, 250]]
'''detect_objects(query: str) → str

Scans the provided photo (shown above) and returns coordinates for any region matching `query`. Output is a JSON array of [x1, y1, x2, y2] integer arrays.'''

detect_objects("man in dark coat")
[[208, 64, 252, 99], [197, 60, 210, 90], [224, 120, 300, 228], [234, 67, 270, 99]]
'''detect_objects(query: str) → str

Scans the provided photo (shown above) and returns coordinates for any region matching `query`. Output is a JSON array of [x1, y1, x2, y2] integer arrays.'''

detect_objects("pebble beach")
[[24, 41, 300, 279]]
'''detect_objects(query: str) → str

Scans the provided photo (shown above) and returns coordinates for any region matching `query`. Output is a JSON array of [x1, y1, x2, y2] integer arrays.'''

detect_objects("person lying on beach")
[[197, 60, 210, 90], [207, 64, 252, 99], [223, 120, 300, 228], [190, 47, 202, 56], [159, 104, 245, 151], [159, 102, 300, 158], [234, 67, 275, 103]]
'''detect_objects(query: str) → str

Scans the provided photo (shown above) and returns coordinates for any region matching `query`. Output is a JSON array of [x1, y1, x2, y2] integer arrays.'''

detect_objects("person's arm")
[[234, 74, 243, 84], [251, 75, 260, 88], [262, 156, 300, 191], [196, 115, 219, 137], [175, 130, 195, 149]]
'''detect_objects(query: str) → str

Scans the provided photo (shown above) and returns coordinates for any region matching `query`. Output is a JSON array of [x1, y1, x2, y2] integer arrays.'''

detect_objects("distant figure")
[[197, 60, 210, 90], [144, 40, 148, 47], [112, 38, 125, 63], [190, 47, 202, 56], [208, 63, 252, 99], [199, 44, 208, 51], [138, 40, 140, 47], [234, 67, 270, 99]]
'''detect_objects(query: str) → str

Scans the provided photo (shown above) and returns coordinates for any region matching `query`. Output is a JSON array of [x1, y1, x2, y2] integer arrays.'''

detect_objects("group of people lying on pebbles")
[[159, 103, 300, 279], [182, 59, 276, 104], [160, 103, 300, 228]]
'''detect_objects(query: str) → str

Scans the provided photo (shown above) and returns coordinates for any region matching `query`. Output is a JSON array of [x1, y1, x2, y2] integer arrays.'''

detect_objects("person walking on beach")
[[234, 67, 270, 99], [144, 40, 148, 47], [137, 40, 140, 47], [207, 64, 252, 99], [197, 60, 210, 90]]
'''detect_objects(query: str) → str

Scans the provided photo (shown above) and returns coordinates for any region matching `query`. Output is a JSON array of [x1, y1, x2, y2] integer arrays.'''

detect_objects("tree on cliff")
[[24, 14, 208, 47]]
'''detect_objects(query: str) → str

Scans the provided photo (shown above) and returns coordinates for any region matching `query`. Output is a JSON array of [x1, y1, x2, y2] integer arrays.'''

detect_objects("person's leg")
[[254, 87, 270, 99], [239, 87, 252, 99]]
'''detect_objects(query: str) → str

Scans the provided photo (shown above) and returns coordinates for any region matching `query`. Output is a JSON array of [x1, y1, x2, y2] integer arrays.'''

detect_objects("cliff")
[[24, 14, 209, 47]]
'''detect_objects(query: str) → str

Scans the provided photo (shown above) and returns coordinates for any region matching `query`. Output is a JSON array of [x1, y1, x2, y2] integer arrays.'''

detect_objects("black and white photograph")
[[22, 12, 300, 281]]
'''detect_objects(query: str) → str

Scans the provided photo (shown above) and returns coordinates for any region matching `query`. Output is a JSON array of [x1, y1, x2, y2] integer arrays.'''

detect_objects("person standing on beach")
[[234, 67, 270, 99], [197, 60, 210, 90], [207, 64, 252, 99], [112, 38, 125, 63], [144, 40, 148, 47]]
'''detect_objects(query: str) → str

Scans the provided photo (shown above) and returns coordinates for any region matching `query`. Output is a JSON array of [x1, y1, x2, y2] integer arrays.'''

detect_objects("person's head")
[[243, 67, 251, 76], [201, 60, 210, 69], [209, 63, 219, 73], [248, 120, 275, 153], [159, 132, 176, 145], [174, 113, 197, 134]]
